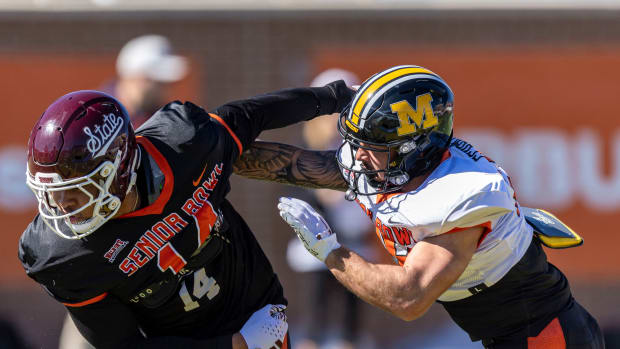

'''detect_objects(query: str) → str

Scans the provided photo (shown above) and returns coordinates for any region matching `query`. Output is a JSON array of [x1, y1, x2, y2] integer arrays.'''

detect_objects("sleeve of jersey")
[[438, 190, 515, 235], [209, 80, 353, 152], [65, 295, 234, 349]]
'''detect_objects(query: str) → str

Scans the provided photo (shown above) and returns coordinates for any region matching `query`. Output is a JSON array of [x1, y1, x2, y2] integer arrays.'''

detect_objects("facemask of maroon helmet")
[[26, 90, 139, 239]]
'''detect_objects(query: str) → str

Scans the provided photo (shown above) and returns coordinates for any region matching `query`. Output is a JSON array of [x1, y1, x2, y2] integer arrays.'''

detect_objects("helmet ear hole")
[[100, 164, 113, 177], [108, 199, 119, 210]]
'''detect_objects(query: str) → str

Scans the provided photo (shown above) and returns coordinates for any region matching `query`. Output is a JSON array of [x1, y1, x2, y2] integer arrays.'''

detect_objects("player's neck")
[[113, 187, 141, 218], [401, 172, 431, 192]]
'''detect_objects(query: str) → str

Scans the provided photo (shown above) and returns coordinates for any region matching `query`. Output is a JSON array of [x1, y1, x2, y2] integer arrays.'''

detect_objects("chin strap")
[[125, 147, 141, 196]]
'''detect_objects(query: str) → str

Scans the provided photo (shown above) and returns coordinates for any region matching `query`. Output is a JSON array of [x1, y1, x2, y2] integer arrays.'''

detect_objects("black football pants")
[[482, 301, 605, 349]]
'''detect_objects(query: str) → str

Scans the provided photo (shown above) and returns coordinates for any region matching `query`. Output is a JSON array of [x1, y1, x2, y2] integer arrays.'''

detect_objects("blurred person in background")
[[20, 77, 353, 347], [0, 318, 29, 349], [234, 65, 605, 349], [105, 34, 188, 128], [285, 69, 376, 349]]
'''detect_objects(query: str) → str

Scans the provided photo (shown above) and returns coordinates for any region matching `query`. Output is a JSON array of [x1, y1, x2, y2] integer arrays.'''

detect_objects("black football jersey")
[[18, 82, 353, 348]]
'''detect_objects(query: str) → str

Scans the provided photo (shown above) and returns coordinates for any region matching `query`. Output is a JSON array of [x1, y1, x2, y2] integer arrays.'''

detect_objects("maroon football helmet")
[[26, 90, 139, 239]]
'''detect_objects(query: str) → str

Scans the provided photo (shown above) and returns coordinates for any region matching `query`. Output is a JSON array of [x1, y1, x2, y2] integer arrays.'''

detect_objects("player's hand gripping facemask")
[[240, 304, 288, 349], [277, 197, 341, 262]]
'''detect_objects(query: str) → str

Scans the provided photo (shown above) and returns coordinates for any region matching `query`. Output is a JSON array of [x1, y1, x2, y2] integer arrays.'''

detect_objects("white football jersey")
[[339, 138, 533, 301]]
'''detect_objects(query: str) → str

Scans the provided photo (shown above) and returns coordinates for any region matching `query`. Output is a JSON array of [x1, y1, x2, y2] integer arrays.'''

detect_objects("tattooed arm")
[[233, 141, 348, 191]]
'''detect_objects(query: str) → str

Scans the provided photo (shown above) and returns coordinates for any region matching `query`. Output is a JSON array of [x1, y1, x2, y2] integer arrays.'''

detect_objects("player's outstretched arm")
[[278, 197, 483, 322], [233, 141, 348, 191], [325, 227, 481, 321], [210, 80, 353, 153]]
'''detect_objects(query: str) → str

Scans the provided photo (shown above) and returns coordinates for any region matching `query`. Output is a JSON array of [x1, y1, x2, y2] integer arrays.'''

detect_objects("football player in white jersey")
[[233, 65, 605, 348]]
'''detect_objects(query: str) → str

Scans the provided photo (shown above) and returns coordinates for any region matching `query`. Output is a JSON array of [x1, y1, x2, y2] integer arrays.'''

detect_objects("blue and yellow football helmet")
[[337, 65, 454, 197]]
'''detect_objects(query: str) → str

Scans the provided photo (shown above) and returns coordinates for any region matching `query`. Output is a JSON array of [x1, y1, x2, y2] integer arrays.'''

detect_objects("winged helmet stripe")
[[349, 66, 439, 127]]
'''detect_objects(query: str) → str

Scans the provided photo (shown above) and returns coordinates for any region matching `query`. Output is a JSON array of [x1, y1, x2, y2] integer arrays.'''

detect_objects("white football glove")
[[240, 304, 288, 349], [277, 197, 341, 262]]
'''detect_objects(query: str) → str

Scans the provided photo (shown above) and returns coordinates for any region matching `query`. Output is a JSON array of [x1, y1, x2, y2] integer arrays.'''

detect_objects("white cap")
[[116, 35, 187, 82], [310, 68, 360, 87]]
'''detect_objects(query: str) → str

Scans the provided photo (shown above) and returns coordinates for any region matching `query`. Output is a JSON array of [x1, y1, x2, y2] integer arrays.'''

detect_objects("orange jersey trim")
[[119, 136, 174, 218], [445, 221, 492, 248], [375, 191, 402, 204], [62, 292, 108, 307], [527, 317, 566, 349], [208, 113, 243, 154]]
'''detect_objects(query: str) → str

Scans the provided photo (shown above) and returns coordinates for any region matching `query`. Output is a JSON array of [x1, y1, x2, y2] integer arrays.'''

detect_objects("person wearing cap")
[[110, 34, 188, 128]]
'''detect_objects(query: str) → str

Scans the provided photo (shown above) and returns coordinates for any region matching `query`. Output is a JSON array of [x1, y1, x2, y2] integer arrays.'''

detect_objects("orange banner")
[[313, 45, 620, 281]]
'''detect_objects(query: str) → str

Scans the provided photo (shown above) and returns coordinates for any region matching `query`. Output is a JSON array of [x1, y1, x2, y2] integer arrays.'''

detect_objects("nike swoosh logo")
[[193, 163, 209, 186], [386, 216, 403, 225]]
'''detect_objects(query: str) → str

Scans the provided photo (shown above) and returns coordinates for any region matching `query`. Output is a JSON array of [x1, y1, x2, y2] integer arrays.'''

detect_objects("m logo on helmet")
[[390, 93, 438, 136], [84, 113, 124, 158]]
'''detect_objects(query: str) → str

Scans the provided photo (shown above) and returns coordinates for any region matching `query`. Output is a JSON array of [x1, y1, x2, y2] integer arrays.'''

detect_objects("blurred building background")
[[1, 1, 620, 348]]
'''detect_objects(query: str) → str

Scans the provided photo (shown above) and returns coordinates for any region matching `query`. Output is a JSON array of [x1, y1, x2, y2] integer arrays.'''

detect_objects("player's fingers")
[[278, 211, 298, 228], [278, 196, 297, 207], [273, 304, 287, 312], [283, 197, 317, 216], [277, 197, 297, 209], [278, 200, 305, 218], [289, 197, 315, 212], [284, 204, 311, 223], [280, 214, 309, 240], [278, 204, 307, 224], [270, 304, 288, 321], [278, 211, 296, 225], [276, 202, 292, 213], [273, 310, 287, 322], [284, 201, 319, 224]]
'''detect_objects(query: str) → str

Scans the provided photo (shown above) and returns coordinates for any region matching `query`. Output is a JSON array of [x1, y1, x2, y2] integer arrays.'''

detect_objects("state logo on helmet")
[[337, 65, 454, 198], [26, 90, 140, 239]]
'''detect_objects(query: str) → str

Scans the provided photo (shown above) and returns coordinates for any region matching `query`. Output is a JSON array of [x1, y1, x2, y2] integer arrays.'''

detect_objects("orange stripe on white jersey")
[[445, 221, 492, 248]]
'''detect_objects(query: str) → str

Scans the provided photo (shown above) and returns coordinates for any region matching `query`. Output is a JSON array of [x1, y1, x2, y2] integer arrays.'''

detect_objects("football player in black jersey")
[[19, 82, 353, 349]]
